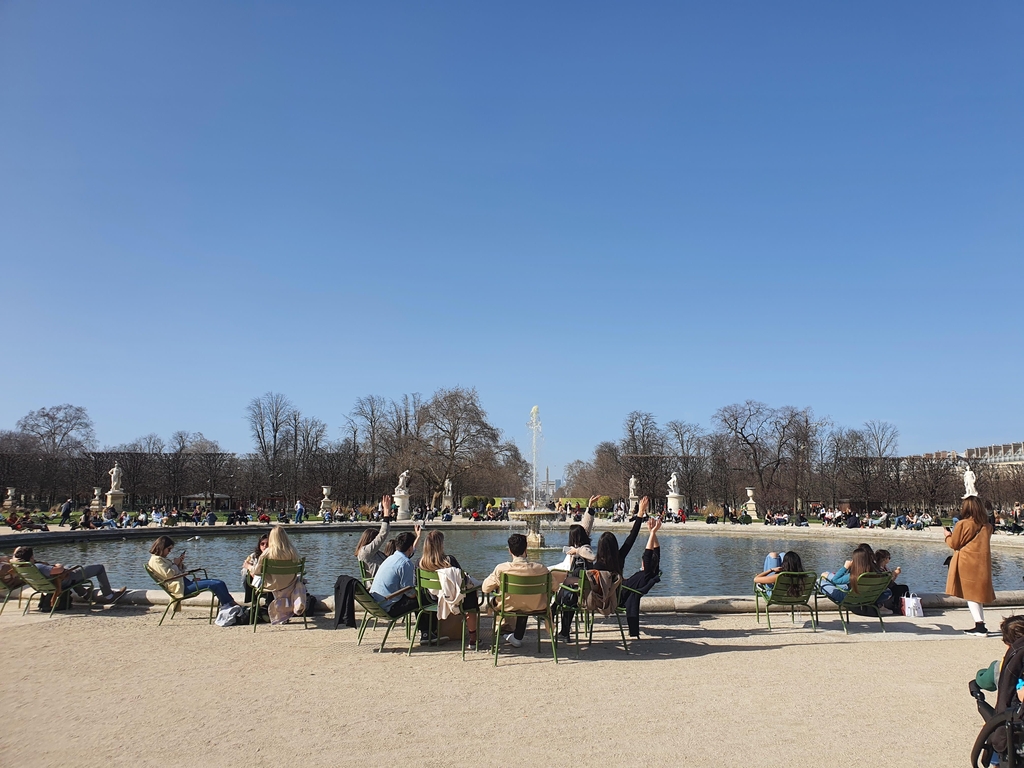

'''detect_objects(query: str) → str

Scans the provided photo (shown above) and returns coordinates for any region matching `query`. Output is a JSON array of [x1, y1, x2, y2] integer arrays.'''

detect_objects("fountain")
[[511, 406, 559, 547], [508, 508, 560, 549]]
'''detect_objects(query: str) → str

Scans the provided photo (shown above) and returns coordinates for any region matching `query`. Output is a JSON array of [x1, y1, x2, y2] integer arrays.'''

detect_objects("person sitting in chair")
[[369, 531, 432, 640], [482, 533, 550, 649], [148, 535, 237, 609], [754, 551, 808, 596], [620, 517, 663, 638], [12, 545, 126, 604]]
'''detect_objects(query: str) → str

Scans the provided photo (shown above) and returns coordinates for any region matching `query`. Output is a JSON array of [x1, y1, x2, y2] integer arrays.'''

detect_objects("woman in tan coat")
[[944, 496, 995, 636]]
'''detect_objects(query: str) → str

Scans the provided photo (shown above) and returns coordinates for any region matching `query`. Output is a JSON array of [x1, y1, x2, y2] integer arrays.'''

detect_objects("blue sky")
[[1, 2, 1021, 476]]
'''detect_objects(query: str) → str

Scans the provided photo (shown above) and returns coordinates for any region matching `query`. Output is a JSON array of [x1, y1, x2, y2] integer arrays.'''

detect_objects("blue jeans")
[[185, 578, 235, 607]]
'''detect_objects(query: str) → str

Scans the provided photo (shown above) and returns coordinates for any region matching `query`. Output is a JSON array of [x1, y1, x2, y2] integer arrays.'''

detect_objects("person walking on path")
[[294, 499, 305, 524], [58, 499, 74, 526], [945, 496, 995, 636]]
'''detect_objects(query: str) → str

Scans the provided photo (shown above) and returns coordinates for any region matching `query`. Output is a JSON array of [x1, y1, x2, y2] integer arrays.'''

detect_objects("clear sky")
[[1, 2, 1021, 476]]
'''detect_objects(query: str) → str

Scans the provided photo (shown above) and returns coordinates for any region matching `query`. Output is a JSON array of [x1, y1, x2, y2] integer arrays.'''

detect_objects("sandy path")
[[0, 604, 1010, 767]]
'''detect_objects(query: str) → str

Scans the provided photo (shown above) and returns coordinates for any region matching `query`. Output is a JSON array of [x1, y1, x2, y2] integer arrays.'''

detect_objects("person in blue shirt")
[[370, 530, 434, 643]]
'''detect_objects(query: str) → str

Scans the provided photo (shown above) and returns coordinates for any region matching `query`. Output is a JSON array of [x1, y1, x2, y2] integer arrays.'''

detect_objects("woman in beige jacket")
[[944, 496, 995, 636]]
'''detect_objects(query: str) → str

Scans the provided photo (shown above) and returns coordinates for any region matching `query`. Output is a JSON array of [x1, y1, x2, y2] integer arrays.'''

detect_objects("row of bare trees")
[[0, 389, 529, 510], [564, 401, 1024, 513]]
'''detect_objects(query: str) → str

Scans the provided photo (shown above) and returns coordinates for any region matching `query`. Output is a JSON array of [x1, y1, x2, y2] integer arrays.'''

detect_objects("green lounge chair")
[[145, 563, 216, 626], [831, 572, 893, 634], [11, 560, 96, 617], [491, 571, 558, 666], [353, 581, 416, 653], [754, 571, 819, 631], [249, 558, 308, 632]]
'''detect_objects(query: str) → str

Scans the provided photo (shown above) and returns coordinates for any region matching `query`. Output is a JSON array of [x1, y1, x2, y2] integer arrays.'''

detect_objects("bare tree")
[[16, 404, 95, 456], [665, 420, 708, 513], [351, 395, 386, 479], [713, 401, 806, 508], [419, 387, 499, 496], [246, 392, 294, 480], [620, 411, 667, 499]]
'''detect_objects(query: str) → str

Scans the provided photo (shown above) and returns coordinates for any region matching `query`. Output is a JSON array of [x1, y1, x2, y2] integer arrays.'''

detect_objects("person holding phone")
[[945, 496, 995, 636], [147, 535, 238, 609]]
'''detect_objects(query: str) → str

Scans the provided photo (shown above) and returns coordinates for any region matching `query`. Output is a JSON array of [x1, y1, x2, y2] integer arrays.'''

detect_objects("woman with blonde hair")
[[945, 496, 995, 636], [418, 530, 479, 646], [252, 526, 306, 624]]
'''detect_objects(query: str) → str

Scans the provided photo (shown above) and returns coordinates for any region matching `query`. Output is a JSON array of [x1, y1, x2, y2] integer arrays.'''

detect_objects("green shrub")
[[461, 495, 477, 509], [595, 495, 614, 511]]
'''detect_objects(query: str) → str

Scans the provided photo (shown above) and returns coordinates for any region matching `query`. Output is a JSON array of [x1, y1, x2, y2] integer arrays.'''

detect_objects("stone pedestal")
[[744, 487, 759, 519], [105, 490, 125, 513], [89, 487, 103, 513], [667, 493, 684, 516], [319, 486, 333, 518], [3, 488, 14, 510], [628, 495, 640, 516], [394, 492, 411, 521], [442, 493, 454, 512]]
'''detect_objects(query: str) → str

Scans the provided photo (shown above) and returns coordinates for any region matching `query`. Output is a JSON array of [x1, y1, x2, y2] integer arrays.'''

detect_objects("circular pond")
[[18, 527, 1024, 597]]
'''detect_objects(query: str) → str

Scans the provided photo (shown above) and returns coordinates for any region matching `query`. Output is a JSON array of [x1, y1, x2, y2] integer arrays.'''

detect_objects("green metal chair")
[[582, 570, 629, 653], [754, 571, 819, 631], [491, 571, 558, 666], [353, 581, 416, 653], [145, 563, 216, 625], [250, 558, 308, 632], [554, 569, 587, 657], [408, 568, 482, 659], [11, 560, 96, 617], [0, 569, 26, 616], [831, 572, 893, 634]]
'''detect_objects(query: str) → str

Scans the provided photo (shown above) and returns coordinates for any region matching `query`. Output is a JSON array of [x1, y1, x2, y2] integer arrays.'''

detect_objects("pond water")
[[20, 527, 1024, 597]]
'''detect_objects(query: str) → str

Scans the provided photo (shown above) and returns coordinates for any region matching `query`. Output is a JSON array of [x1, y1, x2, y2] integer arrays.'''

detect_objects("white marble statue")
[[108, 461, 123, 492], [394, 469, 410, 496], [629, 475, 638, 498], [962, 464, 978, 499], [444, 477, 453, 497], [667, 472, 680, 496]]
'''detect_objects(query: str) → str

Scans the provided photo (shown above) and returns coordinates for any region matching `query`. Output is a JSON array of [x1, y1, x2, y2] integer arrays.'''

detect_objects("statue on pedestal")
[[962, 464, 978, 499], [394, 469, 410, 496], [108, 461, 123, 492], [629, 475, 638, 498], [667, 472, 680, 496], [444, 477, 453, 498]]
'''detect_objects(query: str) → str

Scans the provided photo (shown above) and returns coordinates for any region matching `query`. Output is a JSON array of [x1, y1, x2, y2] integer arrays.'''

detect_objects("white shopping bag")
[[901, 593, 924, 618]]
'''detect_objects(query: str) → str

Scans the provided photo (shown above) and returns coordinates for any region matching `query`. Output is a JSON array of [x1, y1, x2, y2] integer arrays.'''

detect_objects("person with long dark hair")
[[946, 496, 995, 636], [819, 543, 888, 606], [552, 495, 599, 640], [620, 516, 662, 638], [754, 551, 808, 597], [555, 495, 647, 640]]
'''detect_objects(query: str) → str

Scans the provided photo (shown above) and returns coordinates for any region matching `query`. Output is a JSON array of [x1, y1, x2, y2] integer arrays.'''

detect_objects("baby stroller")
[[970, 677, 1024, 767]]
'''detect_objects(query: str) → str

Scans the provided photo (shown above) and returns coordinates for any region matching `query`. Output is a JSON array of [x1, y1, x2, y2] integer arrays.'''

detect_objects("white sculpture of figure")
[[108, 461, 123, 492], [962, 464, 978, 499], [395, 469, 410, 496], [667, 472, 680, 496], [629, 475, 638, 498], [444, 477, 453, 497]]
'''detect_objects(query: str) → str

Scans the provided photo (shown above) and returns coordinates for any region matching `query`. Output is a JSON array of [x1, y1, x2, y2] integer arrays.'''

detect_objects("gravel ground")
[[0, 601, 1012, 767]]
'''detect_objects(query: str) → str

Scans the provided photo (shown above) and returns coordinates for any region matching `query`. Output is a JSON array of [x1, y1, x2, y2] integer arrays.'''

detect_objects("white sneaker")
[[504, 633, 522, 648]]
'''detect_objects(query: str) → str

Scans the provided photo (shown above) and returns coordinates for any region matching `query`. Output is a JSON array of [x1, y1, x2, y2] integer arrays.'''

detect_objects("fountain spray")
[[527, 406, 541, 509]]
